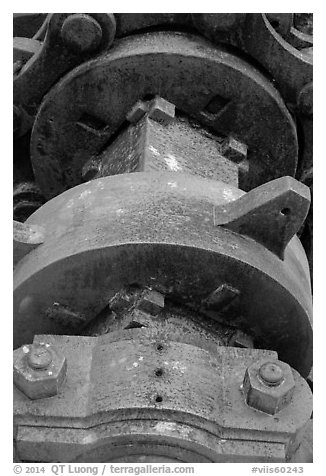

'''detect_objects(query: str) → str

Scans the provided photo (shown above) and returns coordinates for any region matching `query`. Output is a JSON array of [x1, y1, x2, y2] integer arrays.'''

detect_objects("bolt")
[[13, 342, 67, 400], [61, 14, 102, 53], [27, 343, 52, 370], [243, 359, 295, 415], [297, 82, 313, 116], [259, 362, 284, 386]]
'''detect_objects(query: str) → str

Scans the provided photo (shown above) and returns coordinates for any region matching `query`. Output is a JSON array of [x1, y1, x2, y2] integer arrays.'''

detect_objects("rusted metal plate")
[[30, 31, 298, 199], [14, 333, 312, 462], [13, 173, 312, 376]]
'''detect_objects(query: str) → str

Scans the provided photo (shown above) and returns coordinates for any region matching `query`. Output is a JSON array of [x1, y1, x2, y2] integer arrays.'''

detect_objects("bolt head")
[[27, 343, 52, 370], [61, 14, 102, 53], [259, 361, 284, 386], [243, 359, 295, 415], [13, 343, 67, 400]]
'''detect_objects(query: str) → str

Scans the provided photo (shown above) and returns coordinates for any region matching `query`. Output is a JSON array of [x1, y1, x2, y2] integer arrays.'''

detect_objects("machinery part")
[[243, 359, 295, 415], [13, 341, 67, 400], [13, 12, 313, 463], [14, 13, 116, 119], [13, 14, 48, 38], [13, 220, 44, 267], [14, 333, 312, 462], [241, 14, 312, 107], [30, 32, 298, 199], [82, 97, 248, 189], [13, 173, 312, 376], [13, 182, 45, 222], [214, 176, 310, 259]]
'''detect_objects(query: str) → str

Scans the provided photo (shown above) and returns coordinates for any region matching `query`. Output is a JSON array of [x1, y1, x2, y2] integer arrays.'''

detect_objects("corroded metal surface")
[[14, 173, 312, 375], [13, 12, 313, 463], [30, 32, 298, 198], [14, 333, 312, 462]]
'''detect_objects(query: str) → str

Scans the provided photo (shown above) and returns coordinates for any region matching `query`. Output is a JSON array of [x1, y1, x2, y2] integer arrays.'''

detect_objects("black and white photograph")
[[11, 6, 314, 473]]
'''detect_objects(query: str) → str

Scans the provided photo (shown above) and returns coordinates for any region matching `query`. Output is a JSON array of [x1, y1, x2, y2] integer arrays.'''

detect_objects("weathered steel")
[[13, 341, 67, 399], [30, 32, 298, 198], [13, 173, 312, 376], [12, 12, 313, 463], [13, 220, 44, 266], [214, 176, 310, 259], [85, 99, 247, 188], [14, 13, 116, 117], [241, 14, 312, 106], [13, 333, 312, 462], [243, 359, 296, 415]]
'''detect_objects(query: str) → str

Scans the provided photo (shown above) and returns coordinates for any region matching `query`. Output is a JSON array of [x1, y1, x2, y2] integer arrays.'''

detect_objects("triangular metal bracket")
[[214, 176, 311, 260]]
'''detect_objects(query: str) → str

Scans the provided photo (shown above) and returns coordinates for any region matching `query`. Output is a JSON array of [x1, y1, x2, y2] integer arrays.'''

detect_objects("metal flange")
[[30, 32, 298, 199], [13, 173, 312, 376], [14, 333, 312, 462]]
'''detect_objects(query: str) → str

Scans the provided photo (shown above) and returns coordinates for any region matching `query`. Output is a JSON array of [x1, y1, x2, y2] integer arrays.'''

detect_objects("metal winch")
[[13, 13, 313, 463]]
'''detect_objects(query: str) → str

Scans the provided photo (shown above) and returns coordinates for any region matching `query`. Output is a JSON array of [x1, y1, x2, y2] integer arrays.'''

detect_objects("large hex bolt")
[[13, 342, 67, 400], [243, 359, 295, 415], [61, 14, 103, 53]]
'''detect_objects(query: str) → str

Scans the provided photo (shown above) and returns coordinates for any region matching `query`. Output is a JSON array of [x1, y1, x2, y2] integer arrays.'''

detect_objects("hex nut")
[[137, 289, 165, 315], [13, 343, 67, 400], [243, 359, 295, 415]]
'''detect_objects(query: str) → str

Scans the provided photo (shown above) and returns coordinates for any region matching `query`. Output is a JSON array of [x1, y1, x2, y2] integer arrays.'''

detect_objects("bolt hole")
[[280, 207, 291, 216], [155, 368, 164, 377], [156, 344, 164, 351], [155, 395, 163, 403]]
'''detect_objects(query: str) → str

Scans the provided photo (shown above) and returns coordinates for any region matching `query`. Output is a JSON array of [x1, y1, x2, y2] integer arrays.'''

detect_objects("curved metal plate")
[[13, 173, 312, 376], [30, 32, 298, 199], [242, 14, 312, 104]]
